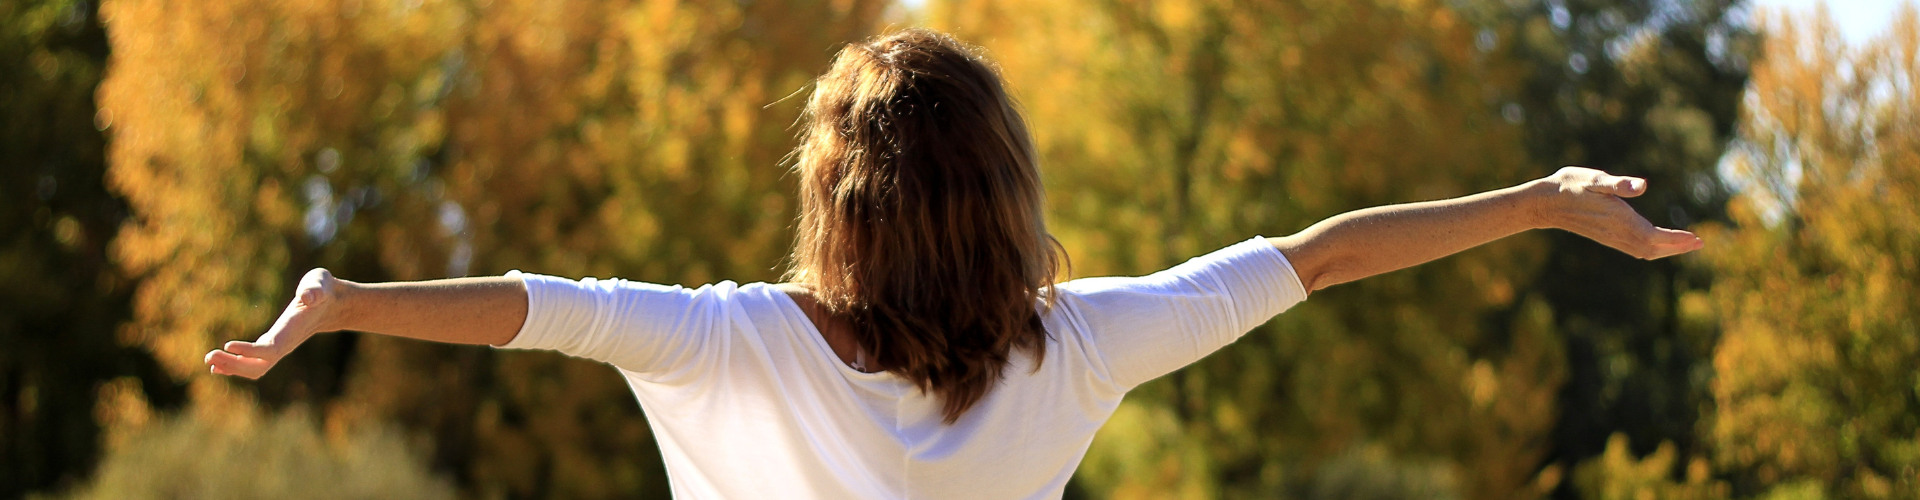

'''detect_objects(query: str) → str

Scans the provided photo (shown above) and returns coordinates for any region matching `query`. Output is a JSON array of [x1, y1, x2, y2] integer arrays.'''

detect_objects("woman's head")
[[786, 28, 1063, 423]]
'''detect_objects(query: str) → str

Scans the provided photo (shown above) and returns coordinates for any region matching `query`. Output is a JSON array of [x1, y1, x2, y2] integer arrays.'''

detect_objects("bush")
[[45, 402, 452, 500]]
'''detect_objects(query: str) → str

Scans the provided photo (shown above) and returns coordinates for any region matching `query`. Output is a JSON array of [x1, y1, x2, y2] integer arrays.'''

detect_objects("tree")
[[97, 0, 884, 496], [0, 0, 179, 495], [935, 1, 1569, 497], [1700, 5, 1920, 498], [1455, 2, 1756, 492]]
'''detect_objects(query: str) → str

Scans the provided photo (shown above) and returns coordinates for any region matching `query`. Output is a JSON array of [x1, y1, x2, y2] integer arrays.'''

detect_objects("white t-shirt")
[[498, 236, 1307, 499]]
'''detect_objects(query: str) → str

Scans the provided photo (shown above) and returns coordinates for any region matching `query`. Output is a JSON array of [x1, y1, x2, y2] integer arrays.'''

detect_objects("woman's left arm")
[[205, 269, 528, 379], [1269, 166, 1703, 292]]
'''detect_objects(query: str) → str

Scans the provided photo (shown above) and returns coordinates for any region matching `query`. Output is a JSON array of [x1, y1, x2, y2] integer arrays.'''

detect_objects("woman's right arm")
[[1069, 167, 1698, 390], [204, 269, 528, 379], [1270, 166, 1701, 292]]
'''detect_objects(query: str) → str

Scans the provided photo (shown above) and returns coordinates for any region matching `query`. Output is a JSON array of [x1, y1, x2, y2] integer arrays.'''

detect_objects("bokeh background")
[[3, 0, 1917, 498]]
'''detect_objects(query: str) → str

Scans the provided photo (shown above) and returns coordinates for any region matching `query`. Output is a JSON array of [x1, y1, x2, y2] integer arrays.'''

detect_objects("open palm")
[[204, 268, 341, 379]]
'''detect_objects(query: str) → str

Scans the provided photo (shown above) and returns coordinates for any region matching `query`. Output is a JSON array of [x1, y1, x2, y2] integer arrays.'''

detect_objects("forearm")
[[1270, 180, 1551, 291], [1268, 167, 1703, 292], [332, 277, 528, 346], [208, 270, 531, 379]]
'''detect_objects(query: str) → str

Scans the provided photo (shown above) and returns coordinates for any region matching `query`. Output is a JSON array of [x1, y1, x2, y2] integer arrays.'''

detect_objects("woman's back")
[[500, 237, 1305, 498], [202, 23, 1701, 500]]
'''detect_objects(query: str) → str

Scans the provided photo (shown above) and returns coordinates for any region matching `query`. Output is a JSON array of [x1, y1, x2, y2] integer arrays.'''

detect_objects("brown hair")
[[784, 28, 1064, 423]]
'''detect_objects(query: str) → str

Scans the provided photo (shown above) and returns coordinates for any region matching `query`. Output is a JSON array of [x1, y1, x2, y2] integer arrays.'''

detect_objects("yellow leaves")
[[1428, 8, 1456, 34], [96, 0, 883, 492], [1709, 315, 1838, 467], [51, 215, 85, 249], [100, 0, 321, 378], [92, 377, 154, 450], [252, 177, 297, 229], [1219, 129, 1271, 180], [1701, 6, 1920, 497], [1464, 360, 1499, 409], [1149, 1, 1200, 33]]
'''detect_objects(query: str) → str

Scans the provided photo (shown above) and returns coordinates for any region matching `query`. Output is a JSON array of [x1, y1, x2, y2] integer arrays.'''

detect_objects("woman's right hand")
[[1533, 166, 1704, 260], [204, 268, 347, 379]]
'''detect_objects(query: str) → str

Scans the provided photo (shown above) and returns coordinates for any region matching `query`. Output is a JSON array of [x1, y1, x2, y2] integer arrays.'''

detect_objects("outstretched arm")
[[204, 270, 527, 379], [1270, 166, 1703, 292]]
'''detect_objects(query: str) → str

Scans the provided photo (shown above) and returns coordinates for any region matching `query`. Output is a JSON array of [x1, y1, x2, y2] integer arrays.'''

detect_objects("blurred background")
[[2, 0, 1916, 498]]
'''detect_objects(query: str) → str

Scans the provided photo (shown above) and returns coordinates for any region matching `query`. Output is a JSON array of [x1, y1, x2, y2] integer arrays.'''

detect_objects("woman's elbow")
[[1267, 235, 1337, 292]]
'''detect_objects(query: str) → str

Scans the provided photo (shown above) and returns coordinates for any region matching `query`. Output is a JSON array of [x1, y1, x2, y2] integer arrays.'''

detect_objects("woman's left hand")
[[205, 268, 346, 379]]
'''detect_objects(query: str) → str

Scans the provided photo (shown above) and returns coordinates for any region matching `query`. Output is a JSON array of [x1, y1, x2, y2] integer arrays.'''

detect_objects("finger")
[[208, 359, 241, 377], [206, 349, 253, 373], [224, 340, 279, 360], [1644, 227, 1705, 259], [1609, 225, 1701, 260], [1648, 226, 1700, 246], [207, 351, 269, 379], [206, 350, 274, 379], [1564, 205, 1680, 260], [1589, 175, 1647, 198], [295, 269, 335, 308]]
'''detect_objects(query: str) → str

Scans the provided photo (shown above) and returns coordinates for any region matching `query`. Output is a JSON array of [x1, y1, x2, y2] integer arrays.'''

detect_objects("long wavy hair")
[[784, 28, 1065, 423]]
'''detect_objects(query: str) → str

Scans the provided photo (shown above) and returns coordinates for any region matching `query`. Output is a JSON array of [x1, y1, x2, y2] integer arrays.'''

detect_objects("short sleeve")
[[497, 271, 736, 378], [1058, 236, 1307, 390]]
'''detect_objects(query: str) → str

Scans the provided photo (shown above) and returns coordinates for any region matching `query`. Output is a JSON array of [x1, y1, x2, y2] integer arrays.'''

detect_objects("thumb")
[[223, 340, 280, 360], [1643, 226, 1705, 259]]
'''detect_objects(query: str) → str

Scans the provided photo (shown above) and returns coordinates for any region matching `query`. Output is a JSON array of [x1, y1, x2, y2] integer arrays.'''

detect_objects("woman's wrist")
[[316, 277, 358, 334], [1511, 177, 1562, 231], [280, 269, 355, 341]]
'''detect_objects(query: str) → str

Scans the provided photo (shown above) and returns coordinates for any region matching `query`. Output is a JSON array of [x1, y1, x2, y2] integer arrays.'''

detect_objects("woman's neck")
[[774, 283, 877, 373]]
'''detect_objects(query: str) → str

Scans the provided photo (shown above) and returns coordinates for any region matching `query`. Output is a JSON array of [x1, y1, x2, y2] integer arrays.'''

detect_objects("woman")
[[205, 28, 1701, 498]]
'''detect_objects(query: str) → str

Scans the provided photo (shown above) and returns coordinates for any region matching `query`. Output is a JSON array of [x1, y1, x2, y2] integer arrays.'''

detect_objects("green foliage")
[[1307, 444, 1464, 500], [1573, 433, 1728, 500], [931, 0, 1755, 497], [1463, 0, 1756, 478], [1758, 481, 1832, 500], [933, 0, 1570, 497], [44, 394, 452, 500]]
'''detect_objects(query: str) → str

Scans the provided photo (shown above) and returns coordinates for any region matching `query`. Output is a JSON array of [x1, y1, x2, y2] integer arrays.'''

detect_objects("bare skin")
[[203, 274, 527, 378], [773, 283, 876, 373], [206, 166, 1700, 379], [1269, 166, 1702, 291]]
